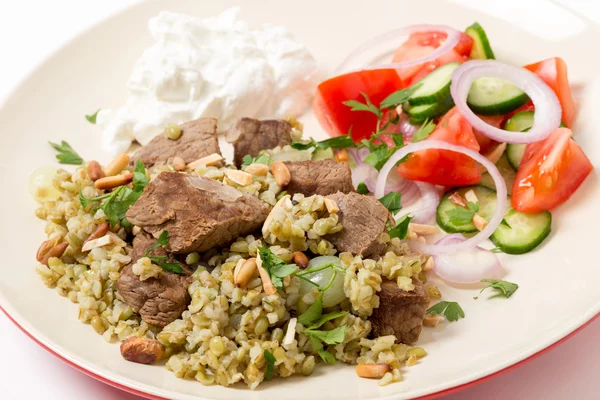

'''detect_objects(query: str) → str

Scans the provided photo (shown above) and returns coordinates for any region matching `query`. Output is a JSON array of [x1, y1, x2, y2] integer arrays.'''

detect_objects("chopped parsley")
[[290, 135, 354, 151], [49, 141, 83, 165], [258, 246, 298, 289], [79, 160, 148, 229], [85, 109, 100, 124], [343, 92, 382, 118], [379, 85, 421, 110], [142, 230, 185, 274], [480, 279, 519, 299], [264, 349, 276, 380], [379, 192, 402, 214], [356, 182, 369, 194], [426, 301, 465, 322], [445, 201, 480, 227], [388, 215, 412, 239], [298, 292, 323, 326], [241, 153, 272, 170], [411, 119, 436, 142]]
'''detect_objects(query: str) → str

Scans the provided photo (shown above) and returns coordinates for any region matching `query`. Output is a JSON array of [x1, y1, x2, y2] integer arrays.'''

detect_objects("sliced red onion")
[[335, 25, 461, 74], [398, 112, 420, 140], [406, 182, 441, 223], [375, 140, 507, 255], [433, 234, 502, 284], [450, 60, 561, 144], [351, 163, 378, 191], [348, 147, 370, 165]]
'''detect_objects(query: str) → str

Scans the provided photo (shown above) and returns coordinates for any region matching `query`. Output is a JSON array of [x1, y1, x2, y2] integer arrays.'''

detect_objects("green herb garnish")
[[379, 192, 402, 214], [290, 135, 354, 151], [298, 293, 323, 326], [142, 230, 185, 274], [356, 182, 369, 194], [85, 109, 100, 124], [49, 141, 83, 165], [445, 201, 480, 227], [241, 153, 273, 170], [258, 246, 298, 288], [388, 215, 412, 239], [480, 279, 519, 299], [411, 119, 436, 142], [264, 349, 276, 380], [426, 301, 465, 322], [303, 325, 346, 345], [379, 85, 421, 109]]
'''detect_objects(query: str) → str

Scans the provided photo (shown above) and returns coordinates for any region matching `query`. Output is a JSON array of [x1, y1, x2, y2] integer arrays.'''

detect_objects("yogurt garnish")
[[98, 8, 321, 154]]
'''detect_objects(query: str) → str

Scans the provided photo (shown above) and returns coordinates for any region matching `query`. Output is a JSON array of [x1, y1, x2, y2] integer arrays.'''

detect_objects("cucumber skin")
[[490, 212, 552, 254], [506, 143, 526, 171], [466, 22, 495, 60], [404, 96, 454, 124], [436, 185, 496, 234], [467, 91, 530, 116], [408, 62, 460, 106]]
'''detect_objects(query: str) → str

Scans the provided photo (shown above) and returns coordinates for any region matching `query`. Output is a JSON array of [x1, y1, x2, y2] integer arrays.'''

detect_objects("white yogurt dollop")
[[98, 8, 321, 154]]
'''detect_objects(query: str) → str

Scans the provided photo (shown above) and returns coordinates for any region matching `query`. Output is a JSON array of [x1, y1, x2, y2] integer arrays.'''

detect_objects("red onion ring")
[[335, 25, 461, 74], [433, 234, 502, 283], [375, 140, 507, 255], [406, 182, 441, 224], [398, 112, 420, 140], [450, 60, 561, 144]]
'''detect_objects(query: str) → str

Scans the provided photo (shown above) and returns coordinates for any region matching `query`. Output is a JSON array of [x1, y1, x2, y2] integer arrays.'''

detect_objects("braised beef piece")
[[226, 118, 292, 167], [324, 191, 389, 257], [116, 232, 192, 328], [126, 172, 269, 253], [370, 279, 429, 344], [131, 118, 221, 168], [284, 159, 354, 196]]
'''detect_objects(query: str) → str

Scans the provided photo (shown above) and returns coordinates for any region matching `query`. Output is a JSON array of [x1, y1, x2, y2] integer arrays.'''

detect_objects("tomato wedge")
[[398, 107, 482, 186], [393, 31, 473, 87], [313, 69, 403, 141], [512, 128, 592, 212], [524, 58, 576, 128]]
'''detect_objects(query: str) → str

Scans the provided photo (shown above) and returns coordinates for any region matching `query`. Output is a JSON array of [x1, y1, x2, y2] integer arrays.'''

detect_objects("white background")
[[1, 1, 599, 399]]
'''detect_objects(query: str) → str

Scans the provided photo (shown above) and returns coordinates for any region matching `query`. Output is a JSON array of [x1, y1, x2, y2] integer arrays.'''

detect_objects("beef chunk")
[[132, 118, 221, 168], [370, 279, 430, 344], [126, 172, 269, 253], [226, 118, 292, 167], [284, 159, 354, 196], [116, 232, 192, 328], [324, 192, 389, 257]]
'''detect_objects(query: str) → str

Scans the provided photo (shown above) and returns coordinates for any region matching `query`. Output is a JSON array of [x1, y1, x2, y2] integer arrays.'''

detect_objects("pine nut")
[[324, 198, 340, 214], [83, 222, 109, 246], [423, 256, 434, 271], [472, 214, 488, 231], [292, 251, 309, 269], [95, 173, 134, 190], [271, 161, 291, 187], [235, 258, 258, 288], [132, 226, 141, 235], [87, 161, 105, 181], [40, 242, 69, 266], [423, 314, 442, 328], [36, 238, 59, 262], [104, 153, 130, 177], [172, 156, 186, 171], [355, 364, 392, 379], [417, 236, 426, 243], [245, 163, 269, 176], [283, 275, 291, 287], [187, 153, 223, 169], [233, 259, 245, 282], [409, 223, 440, 236], [449, 192, 467, 208], [225, 169, 253, 186], [256, 254, 276, 295], [335, 149, 349, 163], [464, 189, 479, 204]]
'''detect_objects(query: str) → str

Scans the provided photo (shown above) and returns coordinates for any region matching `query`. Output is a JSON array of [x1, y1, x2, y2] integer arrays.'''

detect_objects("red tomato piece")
[[525, 58, 576, 128], [313, 69, 403, 141], [397, 107, 482, 186], [512, 128, 592, 212]]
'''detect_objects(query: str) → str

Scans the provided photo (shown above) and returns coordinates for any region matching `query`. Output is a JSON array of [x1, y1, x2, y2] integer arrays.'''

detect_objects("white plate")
[[1, 1, 599, 399]]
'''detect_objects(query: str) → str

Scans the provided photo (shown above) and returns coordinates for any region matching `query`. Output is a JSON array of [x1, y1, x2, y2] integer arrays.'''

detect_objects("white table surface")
[[1, 1, 599, 399]]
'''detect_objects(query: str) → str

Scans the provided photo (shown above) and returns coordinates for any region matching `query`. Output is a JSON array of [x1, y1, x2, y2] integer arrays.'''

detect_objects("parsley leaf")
[[480, 279, 519, 298], [259, 246, 298, 288], [291, 135, 354, 151], [307, 311, 347, 330], [426, 301, 465, 322], [500, 218, 512, 229], [304, 325, 346, 345], [49, 141, 83, 165], [85, 110, 100, 124], [264, 349, 276, 380], [390, 133, 405, 147], [241, 154, 272, 170], [379, 85, 421, 109], [145, 230, 169, 254], [298, 293, 323, 326], [133, 160, 149, 190], [379, 192, 402, 214], [343, 92, 381, 118], [309, 336, 336, 364], [356, 182, 369, 194], [445, 201, 480, 226], [411, 119, 436, 142], [142, 230, 185, 275], [388, 215, 412, 239]]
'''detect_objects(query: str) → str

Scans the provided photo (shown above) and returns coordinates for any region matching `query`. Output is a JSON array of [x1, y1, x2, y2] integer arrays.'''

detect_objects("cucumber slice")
[[466, 22, 495, 60], [408, 62, 460, 105], [403, 96, 454, 124], [467, 77, 530, 115], [490, 207, 552, 254], [437, 185, 497, 233], [506, 144, 527, 170], [479, 153, 516, 191]]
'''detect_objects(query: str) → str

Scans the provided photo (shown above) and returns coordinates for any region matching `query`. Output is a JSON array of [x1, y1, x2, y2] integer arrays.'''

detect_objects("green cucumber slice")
[[490, 207, 552, 254], [403, 96, 454, 124], [437, 185, 497, 233], [467, 77, 530, 115], [506, 144, 527, 170], [408, 62, 460, 105], [465, 22, 495, 60]]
